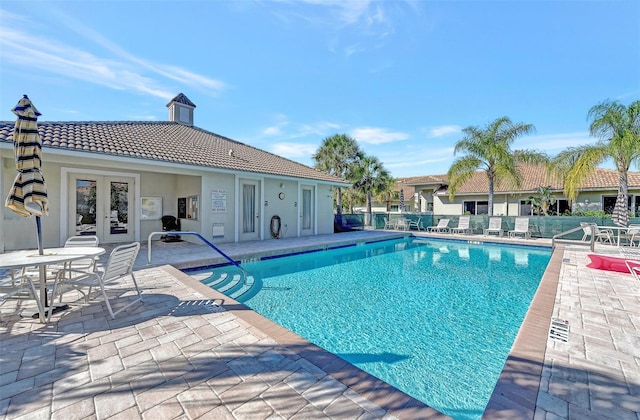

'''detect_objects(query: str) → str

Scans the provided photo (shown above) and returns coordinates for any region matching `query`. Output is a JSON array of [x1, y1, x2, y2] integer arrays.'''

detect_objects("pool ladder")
[[147, 231, 250, 287]]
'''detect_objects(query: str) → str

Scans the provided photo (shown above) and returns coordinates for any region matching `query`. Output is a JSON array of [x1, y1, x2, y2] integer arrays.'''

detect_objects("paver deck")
[[1, 231, 639, 419]]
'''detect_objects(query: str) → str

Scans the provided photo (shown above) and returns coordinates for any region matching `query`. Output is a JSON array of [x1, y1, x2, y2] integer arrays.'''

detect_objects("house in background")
[[352, 179, 418, 214], [404, 164, 640, 216], [0, 93, 348, 252]]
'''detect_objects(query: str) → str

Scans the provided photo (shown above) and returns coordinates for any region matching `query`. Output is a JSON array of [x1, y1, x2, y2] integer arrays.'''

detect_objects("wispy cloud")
[[0, 9, 226, 100], [351, 127, 409, 144], [517, 131, 593, 153], [271, 142, 318, 159], [429, 125, 461, 138]]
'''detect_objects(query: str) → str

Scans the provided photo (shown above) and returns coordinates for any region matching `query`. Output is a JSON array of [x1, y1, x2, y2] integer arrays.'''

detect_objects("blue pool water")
[[195, 238, 552, 420]]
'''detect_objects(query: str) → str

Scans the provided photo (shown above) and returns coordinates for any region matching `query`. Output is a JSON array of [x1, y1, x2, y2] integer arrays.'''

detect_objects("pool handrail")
[[552, 224, 595, 251], [147, 231, 249, 282]]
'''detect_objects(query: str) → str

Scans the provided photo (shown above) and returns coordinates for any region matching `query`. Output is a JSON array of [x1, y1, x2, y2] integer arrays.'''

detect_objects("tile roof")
[[406, 164, 640, 195], [0, 121, 347, 184]]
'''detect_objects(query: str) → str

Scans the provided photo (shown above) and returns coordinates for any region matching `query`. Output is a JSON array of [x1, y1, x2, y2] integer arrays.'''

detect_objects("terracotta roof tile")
[[408, 164, 640, 194], [0, 121, 346, 184]]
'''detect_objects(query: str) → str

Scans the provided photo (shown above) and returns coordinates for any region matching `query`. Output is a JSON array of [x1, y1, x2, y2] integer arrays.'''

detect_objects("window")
[[519, 200, 532, 216], [463, 201, 475, 215], [463, 200, 488, 215], [602, 195, 632, 214]]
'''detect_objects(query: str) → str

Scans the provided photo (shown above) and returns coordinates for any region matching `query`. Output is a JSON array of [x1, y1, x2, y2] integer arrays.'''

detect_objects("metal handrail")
[[552, 224, 595, 251], [147, 231, 249, 283]]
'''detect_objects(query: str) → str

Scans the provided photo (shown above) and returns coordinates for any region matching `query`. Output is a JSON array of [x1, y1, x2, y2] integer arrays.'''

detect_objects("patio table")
[[0, 246, 105, 322]]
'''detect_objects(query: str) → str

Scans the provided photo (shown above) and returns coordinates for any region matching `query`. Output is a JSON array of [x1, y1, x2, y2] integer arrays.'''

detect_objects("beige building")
[[1, 94, 348, 252], [402, 165, 640, 216]]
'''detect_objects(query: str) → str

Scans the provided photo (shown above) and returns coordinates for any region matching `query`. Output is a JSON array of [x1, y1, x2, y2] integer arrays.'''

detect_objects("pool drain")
[[549, 318, 569, 342]]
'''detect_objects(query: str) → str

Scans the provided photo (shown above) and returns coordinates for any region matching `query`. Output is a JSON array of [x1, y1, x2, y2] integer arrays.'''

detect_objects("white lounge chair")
[[509, 217, 531, 239], [450, 216, 472, 235], [483, 217, 503, 236], [427, 218, 450, 233], [50, 242, 142, 320]]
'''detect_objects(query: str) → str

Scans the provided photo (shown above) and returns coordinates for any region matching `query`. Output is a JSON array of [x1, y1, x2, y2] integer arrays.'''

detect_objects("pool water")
[[197, 238, 551, 420]]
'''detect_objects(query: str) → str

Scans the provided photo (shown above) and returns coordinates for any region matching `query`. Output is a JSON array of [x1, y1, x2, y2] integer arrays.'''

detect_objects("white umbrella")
[[5, 95, 48, 255]]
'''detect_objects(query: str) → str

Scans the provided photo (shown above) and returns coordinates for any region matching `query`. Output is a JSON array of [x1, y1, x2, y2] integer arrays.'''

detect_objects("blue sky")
[[1, 1, 638, 178]]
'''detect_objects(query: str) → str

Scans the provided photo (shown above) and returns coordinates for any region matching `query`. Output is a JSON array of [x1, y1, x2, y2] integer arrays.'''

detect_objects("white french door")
[[239, 180, 260, 241], [70, 174, 135, 243]]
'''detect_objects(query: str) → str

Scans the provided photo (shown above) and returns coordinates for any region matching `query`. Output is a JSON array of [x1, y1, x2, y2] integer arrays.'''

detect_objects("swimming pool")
[[191, 237, 552, 420]]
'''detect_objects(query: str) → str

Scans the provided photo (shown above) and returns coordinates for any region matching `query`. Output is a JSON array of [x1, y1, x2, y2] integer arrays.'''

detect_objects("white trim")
[[60, 167, 140, 244]]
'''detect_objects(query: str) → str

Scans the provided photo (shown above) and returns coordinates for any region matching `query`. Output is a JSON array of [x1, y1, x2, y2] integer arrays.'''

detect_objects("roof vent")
[[167, 93, 196, 126], [228, 149, 234, 157]]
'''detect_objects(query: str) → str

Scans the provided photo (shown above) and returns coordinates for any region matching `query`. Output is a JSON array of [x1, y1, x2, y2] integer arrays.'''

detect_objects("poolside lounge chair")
[[450, 216, 472, 235], [483, 217, 503, 236], [580, 222, 613, 245], [509, 217, 531, 239], [427, 218, 450, 233], [383, 217, 395, 230]]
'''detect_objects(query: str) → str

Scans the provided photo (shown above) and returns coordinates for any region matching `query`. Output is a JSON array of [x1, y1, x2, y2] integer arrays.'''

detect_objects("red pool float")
[[587, 254, 640, 274]]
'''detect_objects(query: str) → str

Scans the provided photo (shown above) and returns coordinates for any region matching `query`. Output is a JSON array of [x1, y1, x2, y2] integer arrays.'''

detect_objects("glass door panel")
[[75, 179, 97, 236]]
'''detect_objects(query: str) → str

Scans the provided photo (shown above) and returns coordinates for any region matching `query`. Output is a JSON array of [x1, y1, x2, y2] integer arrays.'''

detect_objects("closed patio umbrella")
[[611, 191, 629, 228], [399, 188, 404, 213], [5, 95, 48, 255]]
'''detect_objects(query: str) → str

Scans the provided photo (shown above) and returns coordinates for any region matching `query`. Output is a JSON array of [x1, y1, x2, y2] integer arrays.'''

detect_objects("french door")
[[239, 180, 260, 241], [71, 174, 135, 243]]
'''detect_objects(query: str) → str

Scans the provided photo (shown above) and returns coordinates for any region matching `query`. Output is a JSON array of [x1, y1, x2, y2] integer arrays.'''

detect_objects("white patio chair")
[[483, 217, 503, 236], [621, 224, 640, 247], [408, 217, 423, 231], [427, 218, 450, 233], [509, 217, 531, 239], [383, 217, 395, 230], [395, 218, 409, 231], [580, 222, 613, 244], [0, 271, 44, 319], [450, 216, 472, 235], [49, 242, 141, 320]]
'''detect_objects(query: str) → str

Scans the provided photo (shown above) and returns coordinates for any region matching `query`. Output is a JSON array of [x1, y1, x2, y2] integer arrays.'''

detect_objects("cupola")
[[167, 93, 196, 126]]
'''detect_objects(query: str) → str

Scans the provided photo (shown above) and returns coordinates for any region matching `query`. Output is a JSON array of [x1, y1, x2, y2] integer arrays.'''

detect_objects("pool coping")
[[173, 234, 562, 419]]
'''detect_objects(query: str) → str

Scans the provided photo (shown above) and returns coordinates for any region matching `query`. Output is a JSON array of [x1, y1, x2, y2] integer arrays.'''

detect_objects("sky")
[[1, 1, 639, 179]]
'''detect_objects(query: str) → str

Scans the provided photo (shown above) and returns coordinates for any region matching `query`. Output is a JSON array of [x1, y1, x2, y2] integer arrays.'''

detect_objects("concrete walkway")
[[1, 231, 638, 419]]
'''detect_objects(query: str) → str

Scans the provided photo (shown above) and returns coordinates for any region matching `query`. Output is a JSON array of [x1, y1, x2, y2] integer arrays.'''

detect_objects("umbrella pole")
[[36, 216, 43, 255]]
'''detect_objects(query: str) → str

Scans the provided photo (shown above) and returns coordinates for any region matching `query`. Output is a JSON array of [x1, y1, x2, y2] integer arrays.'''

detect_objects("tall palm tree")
[[312, 134, 363, 215], [348, 155, 392, 225], [551, 99, 640, 222], [447, 116, 547, 216]]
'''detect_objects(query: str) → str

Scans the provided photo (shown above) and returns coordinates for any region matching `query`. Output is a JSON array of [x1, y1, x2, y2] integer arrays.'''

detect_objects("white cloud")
[[0, 13, 226, 100], [429, 125, 461, 138], [350, 127, 409, 144], [271, 142, 318, 158]]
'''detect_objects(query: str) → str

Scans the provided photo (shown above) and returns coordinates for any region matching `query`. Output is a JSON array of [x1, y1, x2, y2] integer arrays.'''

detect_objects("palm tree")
[[447, 116, 547, 216], [312, 134, 363, 215], [551, 99, 640, 222], [347, 155, 392, 225]]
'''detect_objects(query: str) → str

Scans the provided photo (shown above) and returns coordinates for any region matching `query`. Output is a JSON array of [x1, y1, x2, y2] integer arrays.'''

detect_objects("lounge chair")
[[580, 222, 613, 245], [483, 217, 503, 236], [427, 218, 450, 233], [408, 217, 423, 231], [509, 217, 531, 239], [450, 216, 472, 235], [383, 217, 395, 230]]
